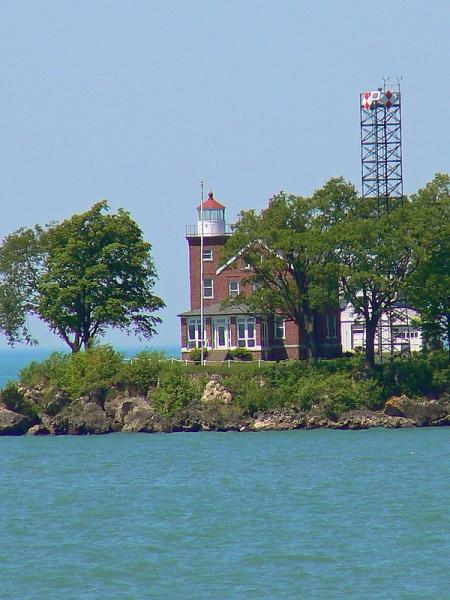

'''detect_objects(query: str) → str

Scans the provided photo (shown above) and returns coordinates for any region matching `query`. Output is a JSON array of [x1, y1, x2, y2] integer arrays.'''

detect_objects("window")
[[325, 314, 337, 338], [187, 318, 204, 348], [203, 278, 213, 299], [274, 317, 285, 340], [237, 317, 256, 347], [228, 281, 239, 297], [202, 249, 213, 261]]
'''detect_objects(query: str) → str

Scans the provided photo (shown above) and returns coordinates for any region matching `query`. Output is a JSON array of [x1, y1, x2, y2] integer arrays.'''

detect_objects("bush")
[[228, 348, 253, 361], [292, 371, 383, 417], [19, 346, 125, 399], [19, 352, 68, 388], [189, 347, 208, 364], [381, 356, 434, 397], [152, 366, 201, 415], [0, 382, 39, 421], [125, 350, 165, 395]]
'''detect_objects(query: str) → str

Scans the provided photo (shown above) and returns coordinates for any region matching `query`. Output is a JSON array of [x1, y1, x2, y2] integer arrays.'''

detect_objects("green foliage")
[[189, 347, 208, 363], [0, 202, 164, 351], [19, 352, 68, 388], [220, 357, 383, 416], [230, 377, 275, 414], [0, 382, 39, 421], [19, 345, 125, 399], [152, 366, 200, 416], [228, 347, 253, 361], [381, 356, 433, 398], [124, 350, 165, 395], [405, 173, 450, 349], [292, 371, 383, 416], [221, 180, 354, 359], [378, 351, 449, 398], [11, 346, 449, 422]]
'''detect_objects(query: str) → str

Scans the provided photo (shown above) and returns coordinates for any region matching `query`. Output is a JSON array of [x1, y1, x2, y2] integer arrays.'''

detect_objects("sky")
[[0, 0, 448, 350]]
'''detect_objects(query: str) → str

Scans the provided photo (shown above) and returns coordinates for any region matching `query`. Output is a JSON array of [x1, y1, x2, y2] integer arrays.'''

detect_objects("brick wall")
[[187, 235, 253, 309]]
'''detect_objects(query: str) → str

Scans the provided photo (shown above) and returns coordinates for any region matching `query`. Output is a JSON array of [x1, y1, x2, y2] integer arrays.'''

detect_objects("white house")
[[341, 302, 423, 354]]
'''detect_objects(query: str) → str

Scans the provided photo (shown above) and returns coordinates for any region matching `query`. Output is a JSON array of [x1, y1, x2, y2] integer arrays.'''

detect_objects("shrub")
[[152, 366, 200, 415], [125, 350, 165, 395], [292, 371, 383, 417], [19, 346, 125, 399], [228, 348, 253, 361], [189, 347, 208, 364], [0, 382, 39, 421], [19, 352, 68, 388], [381, 356, 433, 397], [232, 377, 274, 414]]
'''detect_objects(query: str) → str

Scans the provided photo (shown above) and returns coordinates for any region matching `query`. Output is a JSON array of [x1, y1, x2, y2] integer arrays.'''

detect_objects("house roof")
[[178, 302, 263, 318], [197, 192, 225, 210]]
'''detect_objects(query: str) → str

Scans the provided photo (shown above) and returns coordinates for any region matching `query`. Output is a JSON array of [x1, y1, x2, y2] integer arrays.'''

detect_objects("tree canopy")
[[221, 179, 353, 359], [0, 201, 164, 351], [222, 174, 449, 368], [405, 173, 450, 350]]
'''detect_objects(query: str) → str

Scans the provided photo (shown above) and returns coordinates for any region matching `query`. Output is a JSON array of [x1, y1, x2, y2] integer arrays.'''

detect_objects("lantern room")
[[197, 192, 226, 236]]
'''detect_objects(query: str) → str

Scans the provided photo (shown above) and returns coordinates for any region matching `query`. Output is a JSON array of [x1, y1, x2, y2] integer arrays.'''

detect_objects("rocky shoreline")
[[0, 377, 449, 436]]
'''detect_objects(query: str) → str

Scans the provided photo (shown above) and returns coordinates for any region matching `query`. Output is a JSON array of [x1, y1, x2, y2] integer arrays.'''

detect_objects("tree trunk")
[[296, 312, 316, 361], [364, 320, 378, 370]]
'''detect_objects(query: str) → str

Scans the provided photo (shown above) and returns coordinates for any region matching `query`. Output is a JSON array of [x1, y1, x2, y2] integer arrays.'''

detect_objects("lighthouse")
[[197, 192, 226, 236]]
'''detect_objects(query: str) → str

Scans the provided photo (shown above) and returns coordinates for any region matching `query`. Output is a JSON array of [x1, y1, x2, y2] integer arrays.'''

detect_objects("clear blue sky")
[[0, 0, 448, 349]]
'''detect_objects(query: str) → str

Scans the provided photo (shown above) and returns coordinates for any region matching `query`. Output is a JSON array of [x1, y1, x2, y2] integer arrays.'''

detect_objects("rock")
[[305, 414, 335, 429], [45, 392, 71, 416], [384, 395, 447, 426], [105, 395, 154, 428], [18, 383, 47, 409], [252, 408, 306, 431], [335, 409, 415, 430], [51, 399, 114, 435], [0, 407, 32, 436], [26, 424, 51, 436], [122, 404, 173, 433], [201, 378, 233, 405]]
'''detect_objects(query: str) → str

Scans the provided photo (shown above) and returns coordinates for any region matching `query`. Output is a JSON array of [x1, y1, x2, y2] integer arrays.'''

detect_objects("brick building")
[[179, 193, 341, 360]]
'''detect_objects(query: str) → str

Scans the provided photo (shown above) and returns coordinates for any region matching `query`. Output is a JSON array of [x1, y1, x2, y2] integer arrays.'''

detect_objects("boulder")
[[0, 407, 32, 436], [26, 424, 51, 436], [201, 378, 233, 405], [51, 399, 114, 435], [252, 408, 306, 431], [335, 409, 415, 430], [122, 404, 173, 433], [45, 391, 71, 416], [18, 383, 46, 407], [384, 395, 448, 426]]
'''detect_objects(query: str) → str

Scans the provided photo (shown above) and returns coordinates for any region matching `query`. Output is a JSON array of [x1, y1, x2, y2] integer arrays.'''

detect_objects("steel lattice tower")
[[360, 86, 403, 212], [359, 84, 410, 357]]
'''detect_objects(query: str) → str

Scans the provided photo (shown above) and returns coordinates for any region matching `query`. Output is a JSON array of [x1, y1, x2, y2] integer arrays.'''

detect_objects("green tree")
[[405, 173, 450, 350], [330, 197, 414, 369], [221, 180, 353, 359], [0, 201, 164, 351]]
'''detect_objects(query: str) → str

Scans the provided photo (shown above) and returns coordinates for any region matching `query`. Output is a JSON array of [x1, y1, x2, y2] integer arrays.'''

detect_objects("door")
[[213, 318, 229, 348]]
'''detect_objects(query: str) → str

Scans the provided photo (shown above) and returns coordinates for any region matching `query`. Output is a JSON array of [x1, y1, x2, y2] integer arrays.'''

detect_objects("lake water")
[[1, 428, 450, 599]]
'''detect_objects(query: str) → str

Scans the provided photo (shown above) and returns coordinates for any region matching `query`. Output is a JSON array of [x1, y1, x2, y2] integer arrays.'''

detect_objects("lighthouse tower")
[[197, 192, 226, 236]]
